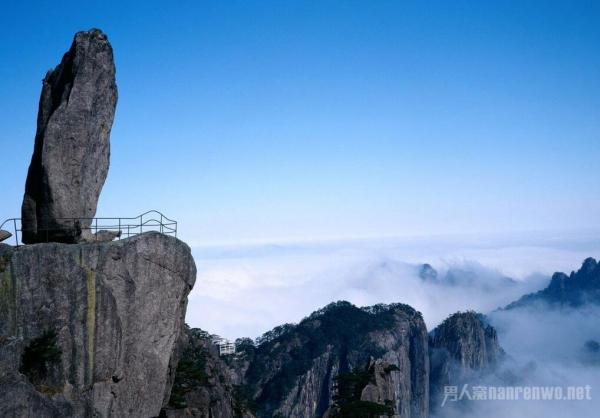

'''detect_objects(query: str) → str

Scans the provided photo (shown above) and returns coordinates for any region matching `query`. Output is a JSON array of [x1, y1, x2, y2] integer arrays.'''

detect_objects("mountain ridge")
[[504, 257, 600, 310]]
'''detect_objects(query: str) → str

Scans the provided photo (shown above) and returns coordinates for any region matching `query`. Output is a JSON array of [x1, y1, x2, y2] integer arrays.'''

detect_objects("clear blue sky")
[[1, 0, 599, 245]]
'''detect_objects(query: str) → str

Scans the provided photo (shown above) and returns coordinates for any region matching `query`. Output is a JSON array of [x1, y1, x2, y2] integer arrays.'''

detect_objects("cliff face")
[[428, 312, 503, 412], [166, 306, 510, 417], [242, 302, 429, 418], [161, 327, 255, 418], [430, 312, 502, 370], [0, 232, 196, 418]]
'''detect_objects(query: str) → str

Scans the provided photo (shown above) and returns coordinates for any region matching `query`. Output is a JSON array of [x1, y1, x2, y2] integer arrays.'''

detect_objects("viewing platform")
[[0, 210, 177, 247]]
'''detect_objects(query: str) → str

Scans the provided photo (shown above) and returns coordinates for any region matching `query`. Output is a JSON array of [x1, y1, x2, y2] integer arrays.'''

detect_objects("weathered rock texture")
[[360, 359, 405, 407], [239, 302, 429, 418], [161, 327, 255, 418], [21, 28, 117, 244], [428, 311, 503, 413], [0, 232, 196, 417]]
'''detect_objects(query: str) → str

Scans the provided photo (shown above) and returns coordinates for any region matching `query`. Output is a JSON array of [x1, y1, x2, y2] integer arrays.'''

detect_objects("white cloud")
[[186, 232, 600, 339]]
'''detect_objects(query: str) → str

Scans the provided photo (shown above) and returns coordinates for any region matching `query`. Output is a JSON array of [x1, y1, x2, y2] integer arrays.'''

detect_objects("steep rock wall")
[[242, 302, 429, 418], [428, 311, 503, 413], [0, 232, 196, 417]]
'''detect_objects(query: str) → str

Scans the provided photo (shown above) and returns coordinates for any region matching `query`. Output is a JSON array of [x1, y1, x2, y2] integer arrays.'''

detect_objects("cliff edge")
[[0, 232, 196, 417]]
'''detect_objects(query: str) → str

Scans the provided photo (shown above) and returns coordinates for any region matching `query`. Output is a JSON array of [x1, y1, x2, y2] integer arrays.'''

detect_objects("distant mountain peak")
[[504, 257, 600, 310], [581, 257, 598, 273], [419, 263, 439, 282]]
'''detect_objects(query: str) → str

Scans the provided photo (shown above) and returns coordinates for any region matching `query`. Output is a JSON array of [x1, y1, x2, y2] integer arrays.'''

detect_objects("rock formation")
[[0, 230, 12, 243], [166, 306, 511, 417], [428, 311, 503, 413], [167, 302, 429, 418], [238, 302, 429, 418], [430, 312, 502, 370], [0, 232, 196, 417], [505, 257, 600, 309], [21, 28, 117, 244], [161, 327, 256, 418], [419, 264, 438, 282], [1, 27, 199, 418]]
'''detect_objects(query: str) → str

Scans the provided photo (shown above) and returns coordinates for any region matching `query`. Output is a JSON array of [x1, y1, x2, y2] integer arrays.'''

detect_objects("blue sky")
[[1, 0, 599, 245]]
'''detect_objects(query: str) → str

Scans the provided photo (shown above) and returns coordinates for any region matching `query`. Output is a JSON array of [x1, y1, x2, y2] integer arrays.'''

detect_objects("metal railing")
[[0, 210, 177, 247]]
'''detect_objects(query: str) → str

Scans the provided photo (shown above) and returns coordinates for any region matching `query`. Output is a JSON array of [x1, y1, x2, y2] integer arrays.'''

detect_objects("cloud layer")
[[186, 231, 600, 339]]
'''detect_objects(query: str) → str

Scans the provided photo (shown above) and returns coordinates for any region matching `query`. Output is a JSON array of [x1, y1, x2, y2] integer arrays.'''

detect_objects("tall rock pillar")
[[21, 28, 117, 244]]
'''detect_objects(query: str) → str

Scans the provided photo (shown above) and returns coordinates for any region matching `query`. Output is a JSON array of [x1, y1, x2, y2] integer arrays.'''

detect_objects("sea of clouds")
[[186, 230, 600, 340], [434, 305, 600, 418], [185, 230, 600, 417]]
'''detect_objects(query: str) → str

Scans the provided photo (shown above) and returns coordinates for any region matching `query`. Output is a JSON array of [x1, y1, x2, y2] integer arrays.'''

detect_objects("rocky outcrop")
[[241, 301, 429, 418], [357, 358, 410, 416], [430, 312, 502, 370], [21, 28, 117, 244], [428, 311, 503, 413], [505, 257, 600, 309], [419, 264, 438, 282], [0, 230, 12, 243], [161, 327, 255, 418], [0, 232, 196, 417]]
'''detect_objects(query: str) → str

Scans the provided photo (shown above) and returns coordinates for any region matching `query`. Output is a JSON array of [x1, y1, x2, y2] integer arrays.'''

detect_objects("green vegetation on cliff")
[[245, 301, 421, 414], [19, 329, 62, 392], [330, 367, 394, 418]]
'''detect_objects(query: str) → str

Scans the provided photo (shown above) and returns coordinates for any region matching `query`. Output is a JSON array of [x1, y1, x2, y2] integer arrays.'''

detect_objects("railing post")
[[13, 219, 18, 247]]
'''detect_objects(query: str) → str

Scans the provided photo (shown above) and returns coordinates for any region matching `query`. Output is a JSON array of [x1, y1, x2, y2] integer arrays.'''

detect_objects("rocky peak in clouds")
[[417, 262, 517, 293], [244, 301, 430, 418], [168, 303, 515, 417], [429, 311, 504, 413], [170, 301, 430, 418], [419, 263, 439, 282], [430, 312, 503, 370], [505, 257, 600, 309]]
